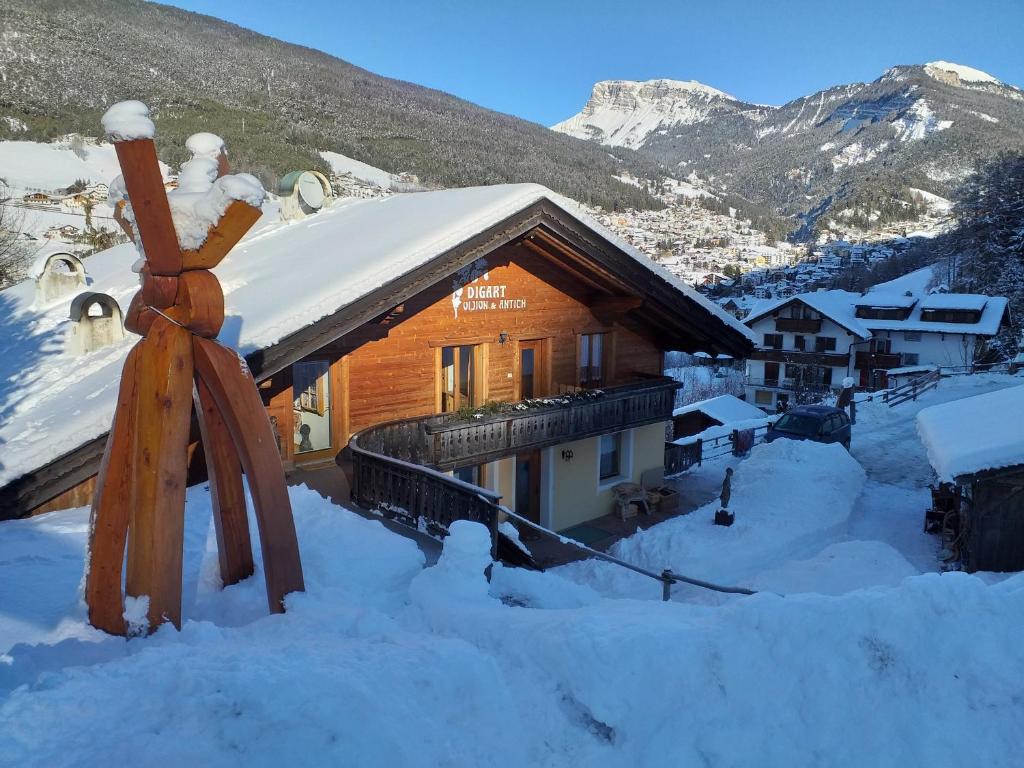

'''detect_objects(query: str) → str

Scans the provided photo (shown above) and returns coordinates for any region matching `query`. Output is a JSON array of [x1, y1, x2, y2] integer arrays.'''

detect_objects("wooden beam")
[[180, 201, 262, 271], [113, 139, 181, 277], [124, 317, 194, 631], [85, 344, 143, 636], [194, 375, 254, 587], [193, 337, 304, 613]]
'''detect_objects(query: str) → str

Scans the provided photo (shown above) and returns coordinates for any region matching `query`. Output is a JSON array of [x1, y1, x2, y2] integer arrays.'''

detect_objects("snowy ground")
[[1, 374, 1023, 765]]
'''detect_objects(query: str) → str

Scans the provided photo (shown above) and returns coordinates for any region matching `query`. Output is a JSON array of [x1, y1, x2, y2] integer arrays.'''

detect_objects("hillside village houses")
[[0, 181, 752, 545], [743, 279, 1009, 411]]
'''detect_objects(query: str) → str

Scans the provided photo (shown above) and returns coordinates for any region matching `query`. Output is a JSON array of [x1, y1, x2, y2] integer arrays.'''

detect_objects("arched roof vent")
[[33, 251, 87, 305], [279, 170, 333, 221], [68, 292, 125, 355]]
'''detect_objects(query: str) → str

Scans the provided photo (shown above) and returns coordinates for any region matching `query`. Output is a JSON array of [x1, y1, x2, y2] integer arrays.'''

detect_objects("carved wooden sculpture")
[[86, 107, 304, 635]]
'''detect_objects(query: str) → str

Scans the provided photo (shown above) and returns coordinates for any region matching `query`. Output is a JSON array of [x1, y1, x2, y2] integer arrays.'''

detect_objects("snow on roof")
[[673, 394, 767, 424], [919, 293, 988, 311], [917, 385, 1024, 481], [745, 290, 873, 339], [867, 265, 936, 296], [0, 183, 751, 488], [746, 283, 1007, 339], [853, 293, 917, 309]]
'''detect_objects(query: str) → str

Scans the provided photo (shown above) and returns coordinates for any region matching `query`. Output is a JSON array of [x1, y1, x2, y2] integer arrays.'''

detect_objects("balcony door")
[[519, 339, 546, 400], [515, 450, 542, 526], [440, 344, 480, 413]]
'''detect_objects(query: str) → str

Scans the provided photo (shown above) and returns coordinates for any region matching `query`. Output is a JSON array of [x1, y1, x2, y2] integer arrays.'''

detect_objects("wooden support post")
[[85, 344, 143, 636], [193, 337, 305, 613], [194, 375, 255, 587], [124, 317, 194, 631], [113, 139, 182, 277]]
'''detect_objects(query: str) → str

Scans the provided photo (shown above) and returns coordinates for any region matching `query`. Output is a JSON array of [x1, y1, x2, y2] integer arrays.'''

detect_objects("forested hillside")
[[0, 0, 663, 210]]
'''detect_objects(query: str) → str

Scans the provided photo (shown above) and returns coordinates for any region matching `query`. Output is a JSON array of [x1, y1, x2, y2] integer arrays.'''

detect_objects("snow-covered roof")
[[919, 293, 988, 311], [853, 293, 917, 309], [673, 394, 767, 424], [746, 286, 1007, 339], [917, 385, 1024, 481], [745, 290, 873, 339], [0, 183, 751, 489]]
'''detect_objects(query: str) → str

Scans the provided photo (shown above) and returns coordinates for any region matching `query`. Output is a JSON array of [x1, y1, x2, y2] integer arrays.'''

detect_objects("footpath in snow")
[[1, 375, 1023, 766]]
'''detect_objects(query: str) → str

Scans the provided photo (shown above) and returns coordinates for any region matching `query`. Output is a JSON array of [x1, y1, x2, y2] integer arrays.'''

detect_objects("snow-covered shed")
[[917, 385, 1024, 572], [0, 183, 754, 522], [671, 394, 767, 440]]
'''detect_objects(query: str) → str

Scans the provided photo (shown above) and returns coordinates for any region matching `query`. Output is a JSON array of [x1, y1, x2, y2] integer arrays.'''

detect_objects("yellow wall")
[[548, 421, 667, 531]]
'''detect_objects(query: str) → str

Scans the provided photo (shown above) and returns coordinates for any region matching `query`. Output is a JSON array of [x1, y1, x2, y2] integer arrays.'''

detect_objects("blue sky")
[[164, 0, 1024, 126]]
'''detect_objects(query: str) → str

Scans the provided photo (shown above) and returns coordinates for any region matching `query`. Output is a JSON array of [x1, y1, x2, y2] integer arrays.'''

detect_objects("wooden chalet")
[[0, 184, 752, 537]]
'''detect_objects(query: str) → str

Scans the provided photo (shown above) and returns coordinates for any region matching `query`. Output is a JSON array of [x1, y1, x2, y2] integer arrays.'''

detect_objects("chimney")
[[33, 251, 87, 305], [69, 292, 125, 355]]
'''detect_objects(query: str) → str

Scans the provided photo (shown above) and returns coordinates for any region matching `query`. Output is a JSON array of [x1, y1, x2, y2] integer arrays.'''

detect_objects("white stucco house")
[[742, 280, 1009, 411]]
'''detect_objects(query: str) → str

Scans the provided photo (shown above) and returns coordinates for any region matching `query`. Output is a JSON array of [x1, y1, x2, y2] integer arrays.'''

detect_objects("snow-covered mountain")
[[554, 63, 1024, 228], [551, 79, 757, 149]]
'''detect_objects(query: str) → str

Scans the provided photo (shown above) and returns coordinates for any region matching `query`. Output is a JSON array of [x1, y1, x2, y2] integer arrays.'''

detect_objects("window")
[[754, 390, 774, 406], [901, 352, 920, 366], [579, 333, 607, 388], [453, 464, 481, 485], [599, 433, 622, 480], [293, 360, 332, 455], [814, 336, 837, 353], [763, 333, 783, 349], [904, 332, 922, 342], [794, 335, 806, 351], [440, 345, 478, 412], [764, 362, 780, 385]]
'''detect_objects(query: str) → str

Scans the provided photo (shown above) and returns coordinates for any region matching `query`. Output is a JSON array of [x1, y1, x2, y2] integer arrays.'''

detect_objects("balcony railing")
[[346, 377, 680, 542], [744, 377, 837, 393], [775, 317, 822, 333], [855, 351, 902, 369], [750, 348, 849, 367]]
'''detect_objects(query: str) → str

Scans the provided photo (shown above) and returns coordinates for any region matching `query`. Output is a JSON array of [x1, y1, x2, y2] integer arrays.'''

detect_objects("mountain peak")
[[594, 78, 737, 101], [552, 78, 746, 149], [924, 61, 1001, 85]]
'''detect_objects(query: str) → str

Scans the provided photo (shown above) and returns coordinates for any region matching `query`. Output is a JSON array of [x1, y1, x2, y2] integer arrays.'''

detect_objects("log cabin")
[[0, 183, 752, 535]]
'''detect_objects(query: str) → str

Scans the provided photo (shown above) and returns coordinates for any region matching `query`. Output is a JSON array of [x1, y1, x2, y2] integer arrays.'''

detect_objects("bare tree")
[[0, 180, 31, 289]]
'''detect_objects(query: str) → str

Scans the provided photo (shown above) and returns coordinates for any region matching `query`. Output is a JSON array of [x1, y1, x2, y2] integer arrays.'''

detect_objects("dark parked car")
[[765, 405, 852, 449]]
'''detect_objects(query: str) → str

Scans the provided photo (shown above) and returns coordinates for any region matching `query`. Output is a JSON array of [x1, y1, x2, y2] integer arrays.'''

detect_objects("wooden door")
[[519, 340, 544, 400], [515, 451, 541, 525]]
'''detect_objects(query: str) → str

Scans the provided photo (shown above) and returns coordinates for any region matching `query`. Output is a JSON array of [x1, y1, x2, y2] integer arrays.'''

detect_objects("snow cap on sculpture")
[[166, 133, 266, 251], [101, 100, 156, 142]]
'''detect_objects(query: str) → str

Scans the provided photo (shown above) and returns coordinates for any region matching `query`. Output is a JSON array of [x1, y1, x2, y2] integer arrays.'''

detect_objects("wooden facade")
[[259, 240, 665, 469]]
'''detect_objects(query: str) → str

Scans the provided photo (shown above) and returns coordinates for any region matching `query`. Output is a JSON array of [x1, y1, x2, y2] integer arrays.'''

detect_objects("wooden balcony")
[[751, 348, 849, 367], [346, 377, 680, 546], [855, 351, 902, 369], [775, 317, 822, 333], [353, 377, 680, 471]]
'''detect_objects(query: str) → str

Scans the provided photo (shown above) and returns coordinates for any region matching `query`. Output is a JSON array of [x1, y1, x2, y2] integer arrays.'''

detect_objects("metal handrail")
[[491, 499, 757, 599]]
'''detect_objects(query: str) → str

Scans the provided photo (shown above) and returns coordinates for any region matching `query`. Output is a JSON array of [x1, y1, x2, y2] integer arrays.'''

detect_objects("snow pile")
[[917, 384, 1024, 481], [185, 132, 226, 160], [561, 439, 866, 599], [2, 481, 1023, 765], [100, 100, 155, 142], [162, 136, 265, 251]]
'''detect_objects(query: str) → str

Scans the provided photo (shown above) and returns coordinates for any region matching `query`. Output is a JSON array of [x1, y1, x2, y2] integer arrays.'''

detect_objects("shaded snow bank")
[[2, 483, 1024, 766]]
